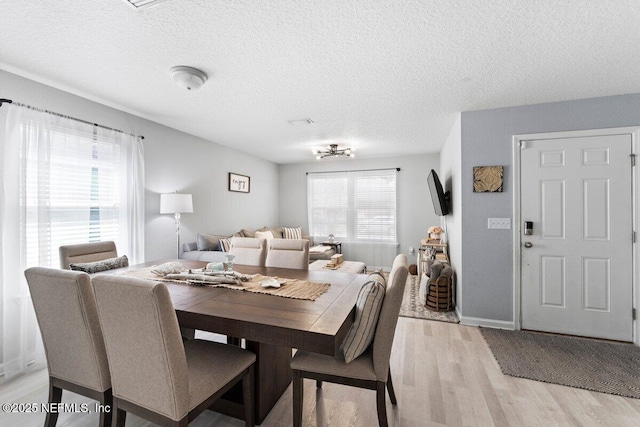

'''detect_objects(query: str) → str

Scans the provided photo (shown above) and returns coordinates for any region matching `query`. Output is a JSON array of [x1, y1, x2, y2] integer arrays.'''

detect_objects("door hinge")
[[634, 231, 637, 243], [631, 154, 636, 166], [633, 308, 637, 321]]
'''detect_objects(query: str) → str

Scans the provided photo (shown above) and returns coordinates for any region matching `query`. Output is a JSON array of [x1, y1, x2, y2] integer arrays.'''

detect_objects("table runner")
[[119, 267, 330, 301]]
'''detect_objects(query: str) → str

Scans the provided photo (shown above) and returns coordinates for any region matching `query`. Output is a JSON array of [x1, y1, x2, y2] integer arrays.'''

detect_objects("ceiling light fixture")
[[288, 118, 314, 126], [312, 144, 355, 160], [122, 0, 169, 10], [170, 66, 208, 91]]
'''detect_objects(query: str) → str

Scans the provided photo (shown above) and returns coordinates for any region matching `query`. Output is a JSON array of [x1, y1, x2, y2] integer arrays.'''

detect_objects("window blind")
[[21, 124, 125, 268], [307, 169, 397, 244]]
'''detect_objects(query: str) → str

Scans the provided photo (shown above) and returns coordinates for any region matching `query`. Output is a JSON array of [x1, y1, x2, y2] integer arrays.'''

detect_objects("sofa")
[[181, 226, 336, 262]]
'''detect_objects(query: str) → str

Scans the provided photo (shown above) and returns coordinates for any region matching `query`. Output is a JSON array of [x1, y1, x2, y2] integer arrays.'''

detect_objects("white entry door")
[[520, 132, 633, 341]]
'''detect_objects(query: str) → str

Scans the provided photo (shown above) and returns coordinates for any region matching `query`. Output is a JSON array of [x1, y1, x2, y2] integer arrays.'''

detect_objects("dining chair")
[[91, 274, 256, 426], [228, 237, 267, 266], [290, 254, 408, 427], [24, 267, 112, 427], [59, 241, 118, 269], [265, 239, 310, 270]]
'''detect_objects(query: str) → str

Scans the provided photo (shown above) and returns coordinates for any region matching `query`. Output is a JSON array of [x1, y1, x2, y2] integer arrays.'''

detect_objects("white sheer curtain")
[[0, 104, 144, 380]]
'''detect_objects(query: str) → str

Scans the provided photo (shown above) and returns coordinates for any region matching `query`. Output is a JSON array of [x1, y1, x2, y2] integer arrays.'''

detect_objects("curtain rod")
[[306, 167, 400, 175], [0, 98, 145, 140]]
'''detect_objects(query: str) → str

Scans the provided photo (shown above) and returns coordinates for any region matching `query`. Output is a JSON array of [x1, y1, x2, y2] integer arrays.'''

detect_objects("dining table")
[[113, 259, 367, 424]]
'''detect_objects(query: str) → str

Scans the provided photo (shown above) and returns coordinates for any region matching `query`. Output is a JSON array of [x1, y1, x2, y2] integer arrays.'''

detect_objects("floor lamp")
[[160, 193, 193, 259]]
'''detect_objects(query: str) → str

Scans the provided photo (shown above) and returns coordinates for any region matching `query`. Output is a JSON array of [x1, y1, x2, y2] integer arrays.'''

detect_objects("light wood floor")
[[1, 318, 639, 426]]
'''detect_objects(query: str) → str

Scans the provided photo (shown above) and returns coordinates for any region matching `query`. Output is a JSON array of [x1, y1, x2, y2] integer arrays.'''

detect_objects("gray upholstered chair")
[[92, 275, 256, 426], [59, 241, 118, 270], [228, 237, 267, 266], [290, 254, 409, 427], [24, 267, 112, 427], [265, 239, 310, 270]]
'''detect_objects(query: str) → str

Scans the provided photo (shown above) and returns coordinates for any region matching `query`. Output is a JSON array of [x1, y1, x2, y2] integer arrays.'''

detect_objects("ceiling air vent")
[[122, 0, 169, 10]]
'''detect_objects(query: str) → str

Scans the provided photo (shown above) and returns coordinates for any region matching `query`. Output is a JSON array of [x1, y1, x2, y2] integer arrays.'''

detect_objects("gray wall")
[[278, 154, 441, 268], [461, 93, 640, 322], [0, 70, 279, 261]]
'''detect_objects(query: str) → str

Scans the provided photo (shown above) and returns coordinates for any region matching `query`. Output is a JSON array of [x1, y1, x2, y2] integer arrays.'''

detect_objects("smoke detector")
[[170, 66, 208, 91]]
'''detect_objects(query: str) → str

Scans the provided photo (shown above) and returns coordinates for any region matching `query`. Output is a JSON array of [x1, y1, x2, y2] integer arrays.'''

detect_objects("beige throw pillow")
[[255, 230, 275, 240], [341, 272, 387, 363]]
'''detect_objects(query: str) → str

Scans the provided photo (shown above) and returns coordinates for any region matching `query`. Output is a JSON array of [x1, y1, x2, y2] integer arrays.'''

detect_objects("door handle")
[[523, 241, 533, 248]]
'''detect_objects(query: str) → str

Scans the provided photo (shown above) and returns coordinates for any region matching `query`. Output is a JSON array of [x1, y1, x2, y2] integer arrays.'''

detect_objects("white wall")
[[278, 155, 440, 269], [439, 113, 462, 312], [0, 70, 279, 261]]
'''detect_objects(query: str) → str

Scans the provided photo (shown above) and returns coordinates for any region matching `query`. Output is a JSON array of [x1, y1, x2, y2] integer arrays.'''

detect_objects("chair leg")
[[243, 365, 255, 427], [45, 380, 62, 427], [376, 381, 389, 427], [316, 380, 322, 388], [98, 390, 113, 427], [386, 368, 397, 405], [112, 398, 127, 427], [292, 370, 303, 427]]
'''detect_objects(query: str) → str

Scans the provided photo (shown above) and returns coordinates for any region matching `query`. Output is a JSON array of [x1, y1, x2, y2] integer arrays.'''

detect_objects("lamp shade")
[[160, 193, 193, 214]]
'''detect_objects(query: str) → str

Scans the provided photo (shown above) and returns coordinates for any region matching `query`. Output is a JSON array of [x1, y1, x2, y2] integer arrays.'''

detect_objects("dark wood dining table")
[[116, 260, 366, 424]]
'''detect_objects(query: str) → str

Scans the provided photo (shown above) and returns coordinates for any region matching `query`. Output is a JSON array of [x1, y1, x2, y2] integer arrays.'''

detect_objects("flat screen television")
[[427, 169, 450, 216]]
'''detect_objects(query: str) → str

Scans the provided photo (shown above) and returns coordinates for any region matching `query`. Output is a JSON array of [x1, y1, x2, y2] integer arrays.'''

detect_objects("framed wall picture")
[[473, 165, 504, 192], [228, 172, 250, 193]]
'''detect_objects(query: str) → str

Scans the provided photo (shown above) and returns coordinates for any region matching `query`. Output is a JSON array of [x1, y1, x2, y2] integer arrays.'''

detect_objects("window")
[[22, 126, 125, 268], [307, 169, 397, 243]]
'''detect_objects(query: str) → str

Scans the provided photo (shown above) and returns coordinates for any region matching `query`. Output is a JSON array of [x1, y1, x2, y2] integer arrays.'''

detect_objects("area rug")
[[481, 328, 640, 399], [399, 274, 459, 323]]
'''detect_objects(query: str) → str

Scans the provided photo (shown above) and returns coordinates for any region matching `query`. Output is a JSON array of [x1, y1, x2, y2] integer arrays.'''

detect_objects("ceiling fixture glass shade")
[[312, 144, 355, 160], [170, 66, 208, 91]]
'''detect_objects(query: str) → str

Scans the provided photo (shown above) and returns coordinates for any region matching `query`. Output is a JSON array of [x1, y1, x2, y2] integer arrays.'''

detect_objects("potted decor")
[[428, 226, 443, 241]]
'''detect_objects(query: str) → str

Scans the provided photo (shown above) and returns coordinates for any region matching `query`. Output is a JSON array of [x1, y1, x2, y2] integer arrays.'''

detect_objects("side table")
[[321, 241, 342, 254]]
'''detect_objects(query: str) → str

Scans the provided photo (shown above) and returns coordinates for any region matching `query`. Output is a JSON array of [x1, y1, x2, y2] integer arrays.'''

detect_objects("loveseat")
[[180, 226, 336, 262]]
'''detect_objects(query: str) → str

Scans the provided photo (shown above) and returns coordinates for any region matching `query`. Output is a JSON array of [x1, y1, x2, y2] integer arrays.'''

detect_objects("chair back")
[[372, 254, 408, 381], [265, 239, 310, 270], [59, 241, 118, 269], [228, 237, 267, 266], [24, 267, 111, 392], [92, 275, 189, 421]]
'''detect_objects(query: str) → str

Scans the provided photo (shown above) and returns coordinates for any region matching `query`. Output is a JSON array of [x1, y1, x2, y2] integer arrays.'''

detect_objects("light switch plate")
[[488, 218, 511, 229]]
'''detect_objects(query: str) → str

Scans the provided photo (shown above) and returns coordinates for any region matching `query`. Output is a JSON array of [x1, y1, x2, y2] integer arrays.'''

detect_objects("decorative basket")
[[425, 275, 452, 312]]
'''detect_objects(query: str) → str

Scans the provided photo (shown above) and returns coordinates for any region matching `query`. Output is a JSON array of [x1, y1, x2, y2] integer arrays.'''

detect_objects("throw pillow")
[[196, 233, 227, 251], [218, 238, 231, 252], [282, 226, 302, 240], [240, 228, 256, 238], [70, 255, 129, 274], [341, 273, 387, 363], [429, 261, 444, 280], [255, 230, 275, 240]]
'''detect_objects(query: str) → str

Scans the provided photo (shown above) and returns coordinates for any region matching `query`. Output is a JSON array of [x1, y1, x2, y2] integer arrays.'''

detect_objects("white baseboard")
[[459, 315, 515, 330]]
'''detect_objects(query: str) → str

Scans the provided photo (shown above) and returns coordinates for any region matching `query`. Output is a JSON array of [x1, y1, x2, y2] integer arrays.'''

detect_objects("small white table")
[[309, 260, 366, 274]]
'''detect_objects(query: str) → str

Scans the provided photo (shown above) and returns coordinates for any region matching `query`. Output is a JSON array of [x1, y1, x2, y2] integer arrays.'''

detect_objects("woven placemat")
[[119, 267, 330, 301], [481, 328, 640, 399]]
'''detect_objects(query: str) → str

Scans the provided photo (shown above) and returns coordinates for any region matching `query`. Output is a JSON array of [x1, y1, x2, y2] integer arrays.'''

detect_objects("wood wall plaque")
[[473, 166, 503, 192]]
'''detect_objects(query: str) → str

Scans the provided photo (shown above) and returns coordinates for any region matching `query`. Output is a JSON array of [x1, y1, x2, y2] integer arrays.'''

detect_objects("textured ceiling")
[[2, 1, 640, 164]]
